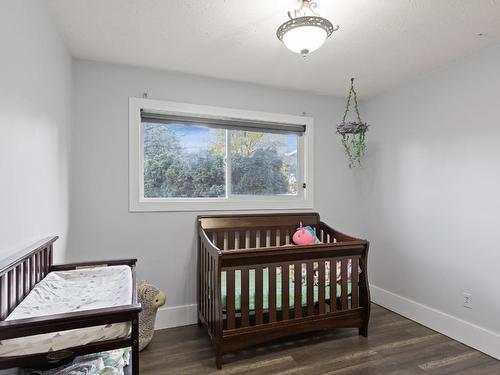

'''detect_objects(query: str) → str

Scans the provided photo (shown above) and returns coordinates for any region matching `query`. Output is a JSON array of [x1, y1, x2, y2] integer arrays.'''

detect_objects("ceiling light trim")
[[276, 16, 337, 42]]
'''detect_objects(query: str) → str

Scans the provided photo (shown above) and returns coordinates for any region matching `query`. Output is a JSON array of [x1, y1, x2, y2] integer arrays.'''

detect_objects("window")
[[129, 98, 314, 211]]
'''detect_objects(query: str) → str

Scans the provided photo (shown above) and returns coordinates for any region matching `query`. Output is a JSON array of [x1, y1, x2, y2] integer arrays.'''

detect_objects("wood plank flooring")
[[139, 304, 500, 374]]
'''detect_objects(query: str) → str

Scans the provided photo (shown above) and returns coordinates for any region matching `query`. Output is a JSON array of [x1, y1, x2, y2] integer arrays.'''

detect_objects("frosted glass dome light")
[[282, 25, 328, 55], [277, 0, 339, 56]]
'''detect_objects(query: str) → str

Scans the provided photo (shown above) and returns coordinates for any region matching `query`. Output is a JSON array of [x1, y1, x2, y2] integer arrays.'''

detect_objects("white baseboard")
[[370, 284, 500, 360], [154, 304, 197, 330]]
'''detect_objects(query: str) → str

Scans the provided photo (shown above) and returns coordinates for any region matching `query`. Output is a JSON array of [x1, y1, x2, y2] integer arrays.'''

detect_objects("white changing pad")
[[0, 265, 133, 357]]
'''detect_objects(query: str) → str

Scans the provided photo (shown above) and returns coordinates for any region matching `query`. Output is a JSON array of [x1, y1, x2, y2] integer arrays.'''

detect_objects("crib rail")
[[220, 251, 366, 331], [0, 236, 57, 320], [198, 227, 222, 341], [199, 219, 357, 252]]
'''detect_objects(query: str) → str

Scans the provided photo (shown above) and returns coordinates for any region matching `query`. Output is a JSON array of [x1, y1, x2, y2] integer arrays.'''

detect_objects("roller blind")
[[141, 110, 306, 134]]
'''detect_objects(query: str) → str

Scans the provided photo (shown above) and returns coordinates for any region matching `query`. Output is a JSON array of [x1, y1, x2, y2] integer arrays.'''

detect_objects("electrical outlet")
[[463, 292, 472, 309]]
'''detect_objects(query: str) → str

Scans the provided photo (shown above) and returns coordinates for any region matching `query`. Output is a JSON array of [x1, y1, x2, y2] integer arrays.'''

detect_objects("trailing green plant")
[[337, 78, 369, 168]]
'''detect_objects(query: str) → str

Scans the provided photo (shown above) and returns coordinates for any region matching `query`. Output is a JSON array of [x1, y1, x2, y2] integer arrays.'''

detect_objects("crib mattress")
[[221, 270, 352, 311], [0, 265, 132, 357]]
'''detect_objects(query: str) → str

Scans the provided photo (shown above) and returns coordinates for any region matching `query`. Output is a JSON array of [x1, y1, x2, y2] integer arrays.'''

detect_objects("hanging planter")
[[337, 78, 369, 168]]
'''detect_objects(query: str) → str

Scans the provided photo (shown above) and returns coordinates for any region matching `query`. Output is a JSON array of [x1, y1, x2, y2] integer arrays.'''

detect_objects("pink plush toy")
[[292, 222, 320, 245]]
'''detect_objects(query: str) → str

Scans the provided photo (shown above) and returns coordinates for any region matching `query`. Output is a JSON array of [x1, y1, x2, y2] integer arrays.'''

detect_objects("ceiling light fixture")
[[277, 0, 339, 56]]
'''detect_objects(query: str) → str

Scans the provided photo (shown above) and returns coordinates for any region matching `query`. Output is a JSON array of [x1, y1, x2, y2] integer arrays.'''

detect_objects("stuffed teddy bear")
[[138, 281, 166, 351]]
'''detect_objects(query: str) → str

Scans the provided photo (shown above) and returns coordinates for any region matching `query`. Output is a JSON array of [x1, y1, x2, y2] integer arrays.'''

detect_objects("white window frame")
[[129, 97, 314, 212]]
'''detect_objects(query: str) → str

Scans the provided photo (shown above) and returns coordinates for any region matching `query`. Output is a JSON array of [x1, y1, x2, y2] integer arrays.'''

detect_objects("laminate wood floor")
[[139, 304, 500, 374]]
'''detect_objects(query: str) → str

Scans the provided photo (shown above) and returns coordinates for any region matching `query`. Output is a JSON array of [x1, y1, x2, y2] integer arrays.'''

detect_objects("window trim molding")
[[129, 97, 314, 212]]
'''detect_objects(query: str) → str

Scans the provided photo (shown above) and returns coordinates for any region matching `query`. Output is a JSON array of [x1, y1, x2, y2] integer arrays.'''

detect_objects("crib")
[[197, 212, 370, 369]]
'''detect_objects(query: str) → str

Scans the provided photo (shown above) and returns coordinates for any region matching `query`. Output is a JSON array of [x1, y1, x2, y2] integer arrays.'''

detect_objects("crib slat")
[[39, 251, 44, 279], [201, 245, 205, 322], [330, 260, 336, 313], [288, 226, 294, 244], [208, 255, 214, 332], [7, 270, 14, 315], [270, 229, 277, 247], [279, 227, 287, 246], [269, 266, 277, 323], [45, 247, 50, 275], [49, 244, 54, 270], [341, 259, 348, 310], [318, 260, 326, 315], [36, 252, 41, 282], [208, 255, 212, 332], [0, 275, 4, 320], [197, 240, 201, 324], [23, 260, 29, 297], [213, 257, 218, 333], [205, 248, 209, 326], [28, 257, 32, 290], [236, 231, 241, 249], [282, 265, 289, 320], [250, 231, 257, 248], [206, 248, 210, 325], [34, 253, 38, 283], [42, 248, 46, 277], [42, 249, 47, 278], [44, 247, 48, 275], [255, 267, 263, 325], [15, 265, 21, 305], [307, 262, 314, 316], [352, 257, 359, 309], [228, 231, 236, 250], [289, 226, 296, 244], [211, 256, 216, 334], [226, 269, 235, 329], [199, 245, 203, 322], [262, 230, 267, 247], [294, 263, 302, 318], [29, 256, 34, 290], [241, 268, 249, 327], [205, 247, 209, 328], [217, 232, 225, 250]]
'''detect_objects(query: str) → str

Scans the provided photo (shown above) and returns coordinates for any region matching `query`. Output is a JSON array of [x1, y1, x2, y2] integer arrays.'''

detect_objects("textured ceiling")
[[45, 0, 500, 97]]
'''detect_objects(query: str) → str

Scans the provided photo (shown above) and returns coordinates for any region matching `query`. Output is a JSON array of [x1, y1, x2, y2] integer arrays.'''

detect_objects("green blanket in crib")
[[221, 269, 351, 311]]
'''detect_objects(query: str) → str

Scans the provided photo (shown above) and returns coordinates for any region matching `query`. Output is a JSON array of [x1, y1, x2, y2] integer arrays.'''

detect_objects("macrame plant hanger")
[[337, 78, 369, 168]]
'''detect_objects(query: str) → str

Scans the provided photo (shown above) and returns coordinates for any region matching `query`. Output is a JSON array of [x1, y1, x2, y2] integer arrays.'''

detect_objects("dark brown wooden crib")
[[197, 212, 370, 369]]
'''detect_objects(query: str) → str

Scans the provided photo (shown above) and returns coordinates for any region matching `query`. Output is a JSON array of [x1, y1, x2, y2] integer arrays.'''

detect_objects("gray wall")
[[70, 60, 363, 326], [0, 0, 71, 262], [361, 44, 500, 357]]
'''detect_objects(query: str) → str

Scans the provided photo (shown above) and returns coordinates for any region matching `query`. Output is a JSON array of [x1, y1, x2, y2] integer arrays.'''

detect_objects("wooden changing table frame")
[[0, 237, 141, 374]]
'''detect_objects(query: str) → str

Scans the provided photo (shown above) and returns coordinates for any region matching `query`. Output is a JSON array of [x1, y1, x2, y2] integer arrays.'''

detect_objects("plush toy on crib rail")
[[138, 281, 166, 351], [292, 222, 321, 245]]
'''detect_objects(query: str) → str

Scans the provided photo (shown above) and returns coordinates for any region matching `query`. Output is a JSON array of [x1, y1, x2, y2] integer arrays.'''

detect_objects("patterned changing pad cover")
[[0, 265, 132, 357]]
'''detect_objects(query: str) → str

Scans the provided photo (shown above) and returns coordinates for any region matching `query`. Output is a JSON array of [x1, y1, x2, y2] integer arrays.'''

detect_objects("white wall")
[[361, 44, 500, 358], [0, 0, 72, 262], [70, 60, 363, 327]]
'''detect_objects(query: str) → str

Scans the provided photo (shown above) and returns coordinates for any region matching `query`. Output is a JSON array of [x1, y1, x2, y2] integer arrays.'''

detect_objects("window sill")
[[129, 198, 314, 212]]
